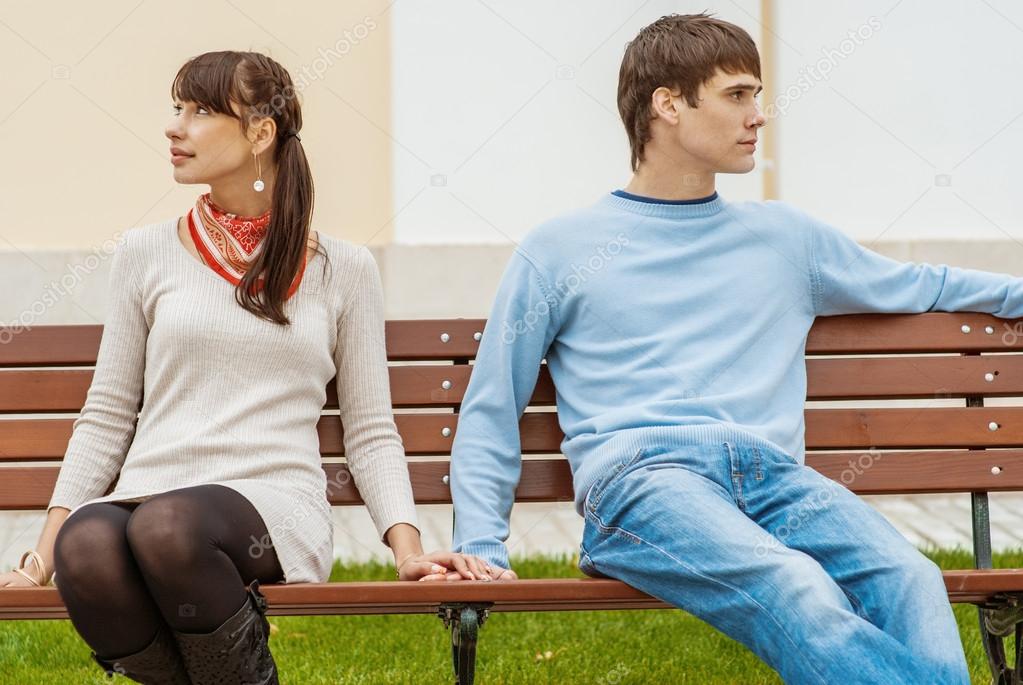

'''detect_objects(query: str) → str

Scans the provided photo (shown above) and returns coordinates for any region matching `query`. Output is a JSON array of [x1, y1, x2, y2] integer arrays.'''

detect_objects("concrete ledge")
[[2, 240, 1021, 324]]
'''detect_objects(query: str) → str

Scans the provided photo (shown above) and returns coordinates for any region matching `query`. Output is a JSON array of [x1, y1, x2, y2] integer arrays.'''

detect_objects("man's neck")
[[624, 164, 716, 202]]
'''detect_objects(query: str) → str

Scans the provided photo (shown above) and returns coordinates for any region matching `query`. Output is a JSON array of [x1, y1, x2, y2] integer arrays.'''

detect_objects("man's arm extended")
[[450, 249, 560, 571], [810, 218, 1023, 317]]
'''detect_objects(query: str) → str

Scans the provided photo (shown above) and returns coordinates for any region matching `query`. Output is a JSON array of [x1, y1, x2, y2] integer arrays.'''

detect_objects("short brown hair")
[[618, 13, 761, 171]]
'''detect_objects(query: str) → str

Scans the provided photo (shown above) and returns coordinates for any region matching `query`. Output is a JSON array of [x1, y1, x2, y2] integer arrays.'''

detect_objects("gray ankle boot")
[[172, 580, 278, 685], [91, 624, 191, 684]]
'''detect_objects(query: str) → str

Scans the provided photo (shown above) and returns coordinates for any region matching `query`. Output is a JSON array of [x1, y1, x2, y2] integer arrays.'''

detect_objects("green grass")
[[1, 550, 1019, 684]]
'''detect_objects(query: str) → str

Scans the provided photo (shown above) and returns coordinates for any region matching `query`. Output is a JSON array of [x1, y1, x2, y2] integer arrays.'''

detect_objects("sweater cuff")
[[456, 543, 511, 571], [378, 516, 422, 546], [47, 481, 100, 514]]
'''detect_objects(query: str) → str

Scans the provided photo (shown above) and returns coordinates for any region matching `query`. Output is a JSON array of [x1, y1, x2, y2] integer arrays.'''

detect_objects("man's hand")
[[398, 551, 495, 581], [418, 563, 518, 582]]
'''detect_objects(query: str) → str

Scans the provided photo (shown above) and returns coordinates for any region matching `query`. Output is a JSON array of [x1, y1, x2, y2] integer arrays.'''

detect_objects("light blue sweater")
[[450, 191, 1023, 569]]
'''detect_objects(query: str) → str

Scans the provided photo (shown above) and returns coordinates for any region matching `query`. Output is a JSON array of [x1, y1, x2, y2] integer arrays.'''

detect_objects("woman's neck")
[[208, 176, 274, 217]]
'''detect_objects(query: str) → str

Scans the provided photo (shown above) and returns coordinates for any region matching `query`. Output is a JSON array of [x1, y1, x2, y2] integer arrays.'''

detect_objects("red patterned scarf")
[[187, 192, 306, 298]]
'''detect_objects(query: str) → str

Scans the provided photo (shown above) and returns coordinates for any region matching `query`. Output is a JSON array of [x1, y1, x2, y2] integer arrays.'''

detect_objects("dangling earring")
[[252, 151, 265, 193]]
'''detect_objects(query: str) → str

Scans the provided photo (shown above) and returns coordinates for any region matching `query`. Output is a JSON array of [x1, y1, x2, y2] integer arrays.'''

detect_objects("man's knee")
[[888, 551, 946, 599], [899, 555, 960, 634]]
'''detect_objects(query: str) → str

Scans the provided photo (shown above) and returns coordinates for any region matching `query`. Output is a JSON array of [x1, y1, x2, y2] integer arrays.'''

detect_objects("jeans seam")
[[584, 514, 644, 545], [727, 442, 747, 513], [840, 585, 868, 620], [587, 447, 645, 513], [733, 474, 746, 512], [605, 522, 830, 685]]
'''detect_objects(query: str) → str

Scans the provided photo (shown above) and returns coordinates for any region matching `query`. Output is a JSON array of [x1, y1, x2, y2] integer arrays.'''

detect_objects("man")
[[447, 13, 1015, 683]]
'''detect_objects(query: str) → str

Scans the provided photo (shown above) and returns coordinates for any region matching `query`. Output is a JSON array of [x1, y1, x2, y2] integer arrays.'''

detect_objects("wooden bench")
[[2, 314, 1023, 684]]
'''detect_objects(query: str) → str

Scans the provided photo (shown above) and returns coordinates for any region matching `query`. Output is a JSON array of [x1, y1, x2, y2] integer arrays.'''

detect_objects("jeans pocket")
[[585, 447, 646, 515]]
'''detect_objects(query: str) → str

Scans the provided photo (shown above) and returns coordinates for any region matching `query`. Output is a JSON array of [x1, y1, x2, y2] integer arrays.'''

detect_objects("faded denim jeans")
[[578, 441, 970, 684]]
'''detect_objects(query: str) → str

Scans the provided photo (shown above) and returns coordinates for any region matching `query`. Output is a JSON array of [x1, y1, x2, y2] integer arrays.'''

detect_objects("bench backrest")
[[2, 314, 1023, 518]]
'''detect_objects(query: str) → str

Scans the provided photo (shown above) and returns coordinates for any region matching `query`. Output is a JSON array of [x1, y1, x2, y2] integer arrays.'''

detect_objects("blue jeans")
[[577, 441, 970, 685]]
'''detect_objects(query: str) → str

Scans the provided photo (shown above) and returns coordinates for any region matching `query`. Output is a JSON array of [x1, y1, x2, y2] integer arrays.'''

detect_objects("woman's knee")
[[125, 494, 209, 573], [53, 505, 131, 586]]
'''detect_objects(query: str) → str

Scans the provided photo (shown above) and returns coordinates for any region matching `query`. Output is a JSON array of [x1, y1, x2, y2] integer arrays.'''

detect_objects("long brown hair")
[[171, 51, 328, 325], [618, 13, 762, 171]]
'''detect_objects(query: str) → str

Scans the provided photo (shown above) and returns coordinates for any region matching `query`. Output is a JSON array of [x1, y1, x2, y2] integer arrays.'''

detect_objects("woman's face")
[[164, 99, 271, 187]]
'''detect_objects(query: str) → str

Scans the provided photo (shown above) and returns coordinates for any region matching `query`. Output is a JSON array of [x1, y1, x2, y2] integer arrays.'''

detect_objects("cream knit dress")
[[47, 218, 419, 584]]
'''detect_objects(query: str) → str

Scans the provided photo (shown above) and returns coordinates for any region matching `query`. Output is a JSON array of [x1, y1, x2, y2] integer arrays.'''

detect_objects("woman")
[[0, 51, 495, 684]]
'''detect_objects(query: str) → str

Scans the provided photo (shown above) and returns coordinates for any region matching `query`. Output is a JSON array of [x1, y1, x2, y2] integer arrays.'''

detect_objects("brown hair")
[[172, 51, 328, 325], [618, 13, 761, 171]]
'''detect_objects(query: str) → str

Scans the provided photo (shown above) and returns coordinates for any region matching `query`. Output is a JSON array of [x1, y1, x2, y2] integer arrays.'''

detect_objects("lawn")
[[1, 550, 1018, 684]]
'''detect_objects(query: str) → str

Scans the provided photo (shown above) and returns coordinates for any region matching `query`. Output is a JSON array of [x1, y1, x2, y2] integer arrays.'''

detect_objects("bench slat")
[[2, 570, 1020, 620], [3, 451, 1022, 510], [804, 355, 1023, 399], [265, 406, 1023, 452], [4, 314, 1023, 369], [804, 407, 1023, 449], [805, 313, 1023, 354], [8, 354, 1023, 412], [0, 325, 102, 367], [0, 322, 490, 366], [0, 366, 556, 412], [7, 408, 1023, 461]]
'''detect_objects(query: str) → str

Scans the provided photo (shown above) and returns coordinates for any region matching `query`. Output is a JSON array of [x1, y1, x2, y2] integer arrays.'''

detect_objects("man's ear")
[[650, 86, 682, 126]]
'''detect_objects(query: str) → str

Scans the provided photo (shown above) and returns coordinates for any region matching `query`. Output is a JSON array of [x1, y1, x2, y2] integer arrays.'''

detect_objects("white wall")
[[391, 0, 1023, 246], [390, 0, 763, 244], [774, 0, 1023, 243]]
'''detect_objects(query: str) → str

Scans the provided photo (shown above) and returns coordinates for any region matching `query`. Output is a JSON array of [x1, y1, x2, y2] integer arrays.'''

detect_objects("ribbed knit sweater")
[[48, 217, 419, 583]]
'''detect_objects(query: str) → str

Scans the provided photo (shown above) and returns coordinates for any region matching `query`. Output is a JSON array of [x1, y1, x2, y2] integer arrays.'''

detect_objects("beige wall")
[[0, 0, 394, 250]]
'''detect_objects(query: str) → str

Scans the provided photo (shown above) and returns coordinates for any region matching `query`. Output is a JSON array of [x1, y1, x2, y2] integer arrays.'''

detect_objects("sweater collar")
[[602, 190, 727, 219]]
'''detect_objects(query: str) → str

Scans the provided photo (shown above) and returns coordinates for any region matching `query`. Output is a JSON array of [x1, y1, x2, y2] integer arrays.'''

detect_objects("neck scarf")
[[187, 192, 306, 299]]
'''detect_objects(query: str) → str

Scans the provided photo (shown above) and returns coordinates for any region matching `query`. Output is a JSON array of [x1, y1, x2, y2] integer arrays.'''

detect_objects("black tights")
[[52, 484, 284, 660]]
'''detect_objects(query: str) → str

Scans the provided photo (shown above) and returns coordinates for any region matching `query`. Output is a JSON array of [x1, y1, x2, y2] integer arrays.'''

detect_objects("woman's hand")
[[417, 560, 517, 582], [0, 569, 41, 588], [0, 554, 50, 588], [398, 551, 499, 582]]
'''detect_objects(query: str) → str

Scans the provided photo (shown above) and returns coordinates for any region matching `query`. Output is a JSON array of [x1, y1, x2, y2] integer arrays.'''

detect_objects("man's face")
[[666, 69, 765, 175]]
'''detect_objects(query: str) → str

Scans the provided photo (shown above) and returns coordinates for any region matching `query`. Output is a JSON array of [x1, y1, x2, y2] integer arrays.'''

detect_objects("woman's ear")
[[247, 114, 277, 156]]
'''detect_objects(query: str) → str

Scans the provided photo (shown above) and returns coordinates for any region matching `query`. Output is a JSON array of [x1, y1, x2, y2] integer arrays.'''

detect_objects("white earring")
[[253, 151, 265, 192]]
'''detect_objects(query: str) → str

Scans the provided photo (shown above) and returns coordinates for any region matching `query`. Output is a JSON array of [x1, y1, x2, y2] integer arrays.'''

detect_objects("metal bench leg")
[[970, 490, 1023, 685], [438, 603, 491, 685], [979, 607, 1011, 685], [1016, 622, 1022, 685], [978, 599, 1023, 685]]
